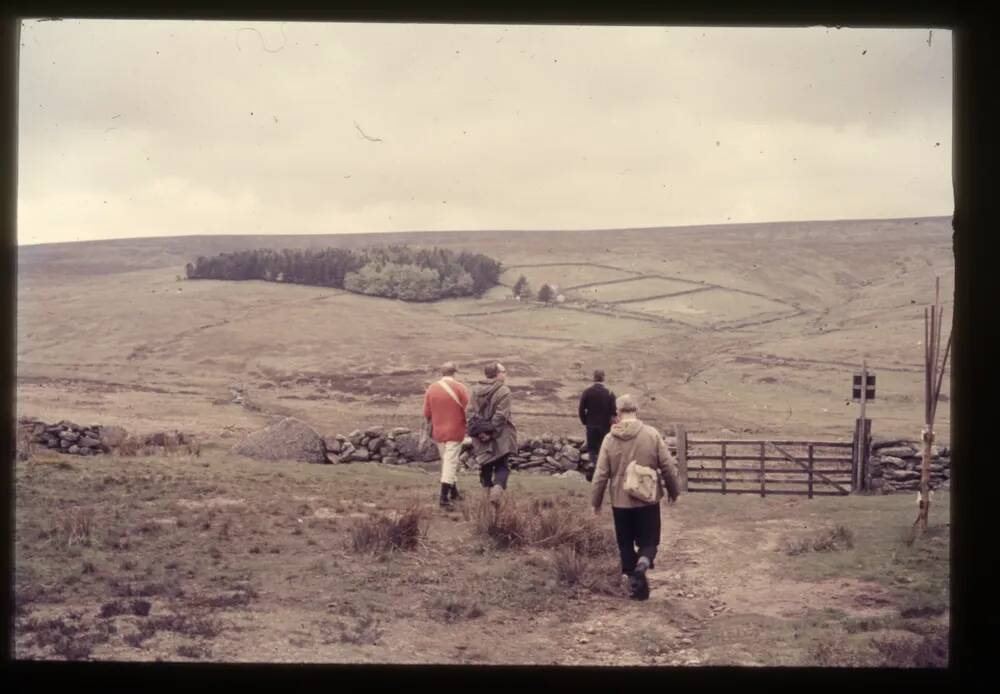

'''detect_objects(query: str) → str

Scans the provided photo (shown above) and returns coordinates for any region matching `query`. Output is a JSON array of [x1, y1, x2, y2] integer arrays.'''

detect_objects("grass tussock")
[[426, 596, 486, 623], [62, 507, 95, 548], [332, 615, 383, 645], [783, 525, 854, 556], [468, 494, 621, 595], [809, 627, 948, 668], [349, 505, 428, 554], [470, 496, 531, 549], [471, 495, 615, 556]]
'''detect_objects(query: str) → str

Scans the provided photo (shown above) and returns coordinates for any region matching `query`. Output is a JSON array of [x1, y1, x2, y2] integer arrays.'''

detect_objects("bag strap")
[[437, 378, 463, 408]]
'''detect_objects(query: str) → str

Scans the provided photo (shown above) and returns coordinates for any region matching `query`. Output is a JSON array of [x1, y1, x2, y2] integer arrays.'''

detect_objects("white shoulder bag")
[[621, 434, 661, 504]]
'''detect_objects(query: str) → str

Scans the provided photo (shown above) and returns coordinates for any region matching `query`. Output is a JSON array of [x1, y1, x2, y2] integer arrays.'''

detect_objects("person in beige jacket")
[[591, 394, 680, 600]]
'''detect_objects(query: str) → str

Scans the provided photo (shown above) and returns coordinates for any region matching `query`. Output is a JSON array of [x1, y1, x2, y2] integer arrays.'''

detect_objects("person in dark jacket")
[[578, 369, 617, 482], [467, 362, 517, 506]]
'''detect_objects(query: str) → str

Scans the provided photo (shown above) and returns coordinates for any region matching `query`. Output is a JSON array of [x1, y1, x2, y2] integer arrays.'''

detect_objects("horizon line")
[[17, 213, 954, 248]]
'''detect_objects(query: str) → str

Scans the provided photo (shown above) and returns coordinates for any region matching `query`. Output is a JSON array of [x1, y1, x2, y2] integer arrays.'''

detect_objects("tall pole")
[[915, 277, 948, 535]]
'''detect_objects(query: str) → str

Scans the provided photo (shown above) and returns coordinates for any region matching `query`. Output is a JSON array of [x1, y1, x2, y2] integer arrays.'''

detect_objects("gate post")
[[862, 417, 872, 493], [674, 424, 688, 492], [853, 417, 872, 493]]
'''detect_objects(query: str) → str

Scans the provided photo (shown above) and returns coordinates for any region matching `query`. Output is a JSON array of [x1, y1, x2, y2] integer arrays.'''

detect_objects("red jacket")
[[422, 377, 470, 443]]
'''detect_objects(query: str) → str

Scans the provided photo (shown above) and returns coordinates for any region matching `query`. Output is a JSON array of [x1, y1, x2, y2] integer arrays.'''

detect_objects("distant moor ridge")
[[185, 244, 502, 302]]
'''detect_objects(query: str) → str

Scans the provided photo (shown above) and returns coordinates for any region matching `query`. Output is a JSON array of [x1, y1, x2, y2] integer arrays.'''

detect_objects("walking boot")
[[629, 556, 651, 600], [449, 483, 461, 501], [439, 483, 452, 509]]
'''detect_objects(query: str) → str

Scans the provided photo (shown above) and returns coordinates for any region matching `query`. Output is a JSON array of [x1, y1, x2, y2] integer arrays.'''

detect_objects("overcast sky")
[[17, 20, 952, 245]]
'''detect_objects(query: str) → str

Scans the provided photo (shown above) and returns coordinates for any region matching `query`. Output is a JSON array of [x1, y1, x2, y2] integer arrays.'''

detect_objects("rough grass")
[[349, 505, 429, 554], [782, 524, 855, 556], [425, 596, 486, 623], [14, 449, 950, 665]]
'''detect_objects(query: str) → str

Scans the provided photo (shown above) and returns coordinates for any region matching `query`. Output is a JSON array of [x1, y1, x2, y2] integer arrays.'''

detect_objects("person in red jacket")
[[423, 361, 470, 508]]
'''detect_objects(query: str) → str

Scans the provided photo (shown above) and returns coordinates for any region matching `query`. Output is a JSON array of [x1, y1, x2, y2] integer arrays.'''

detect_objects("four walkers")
[[419, 361, 678, 601]]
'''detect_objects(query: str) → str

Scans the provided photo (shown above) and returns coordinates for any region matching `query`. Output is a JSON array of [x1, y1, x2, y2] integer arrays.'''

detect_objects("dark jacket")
[[578, 382, 617, 428], [467, 378, 517, 465]]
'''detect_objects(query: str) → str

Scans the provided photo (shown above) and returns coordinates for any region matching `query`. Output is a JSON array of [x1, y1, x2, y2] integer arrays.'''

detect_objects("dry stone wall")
[[869, 440, 950, 494], [326, 426, 679, 477], [16, 417, 197, 457]]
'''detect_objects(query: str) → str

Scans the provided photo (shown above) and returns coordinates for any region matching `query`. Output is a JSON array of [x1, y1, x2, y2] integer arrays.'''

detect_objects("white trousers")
[[437, 441, 462, 485]]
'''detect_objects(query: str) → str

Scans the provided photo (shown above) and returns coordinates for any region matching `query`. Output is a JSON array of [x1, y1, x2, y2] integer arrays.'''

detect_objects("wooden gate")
[[674, 430, 854, 498]]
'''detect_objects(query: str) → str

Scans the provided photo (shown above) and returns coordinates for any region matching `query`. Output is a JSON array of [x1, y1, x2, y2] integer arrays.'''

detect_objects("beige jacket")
[[591, 418, 680, 510]]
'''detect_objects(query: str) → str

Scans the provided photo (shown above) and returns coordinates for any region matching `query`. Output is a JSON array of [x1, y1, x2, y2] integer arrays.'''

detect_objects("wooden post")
[[759, 443, 766, 498], [862, 418, 872, 493], [675, 424, 688, 493], [852, 419, 861, 492], [720, 441, 728, 495], [807, 444, 814, 499], [913, 277, 951, 537]]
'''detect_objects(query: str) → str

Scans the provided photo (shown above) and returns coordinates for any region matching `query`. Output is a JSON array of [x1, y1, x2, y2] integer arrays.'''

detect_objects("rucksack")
[[467, 413, 495, 441]]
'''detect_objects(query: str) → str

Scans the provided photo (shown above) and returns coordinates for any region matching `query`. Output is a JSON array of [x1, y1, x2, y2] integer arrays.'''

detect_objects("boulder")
[[340, 442, 356, 458], [382, 456, 399, 465], [390, 427, 411, 436], [560, 457, 578, 472], [556, 470, 586, 482], [230, 417, 329, 464], [350, 449, 371, 462], [327, 439, 343, 455], [566, 435, 585, 445], [532, 448, 549, 457], [367, 437, 385, 452], [348, 430, 363, 446], [365, 426, 385, 437], [394, 432, 440, 462], [60, 439, 72, 449], [59, 430, 81, 442], [79, 447, 94, 456], [68, 445, 80, 454], [579, 451, 590, 463], [79, 435, 101, 448]]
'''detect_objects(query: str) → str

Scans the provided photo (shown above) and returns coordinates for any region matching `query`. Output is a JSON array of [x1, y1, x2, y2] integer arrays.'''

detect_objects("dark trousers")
[[479, 455, 510, 489], [611, 504, 661, 574], [584, 425, 610, 480]]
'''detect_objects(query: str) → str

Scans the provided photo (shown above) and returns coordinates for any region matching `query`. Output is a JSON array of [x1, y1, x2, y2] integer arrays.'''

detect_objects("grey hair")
[[616, 394, 639, 413]]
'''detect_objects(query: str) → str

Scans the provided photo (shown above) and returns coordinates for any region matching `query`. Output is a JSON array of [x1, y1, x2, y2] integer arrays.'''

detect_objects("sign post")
[[852, 360, 875, 492]]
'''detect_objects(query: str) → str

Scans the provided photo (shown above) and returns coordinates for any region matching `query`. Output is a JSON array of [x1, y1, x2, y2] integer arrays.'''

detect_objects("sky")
[[17, 20, 952, 245]]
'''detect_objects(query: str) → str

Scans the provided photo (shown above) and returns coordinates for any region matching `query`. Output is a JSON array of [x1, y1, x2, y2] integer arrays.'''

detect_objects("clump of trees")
[[185, 245, 502, 301], [512, 274, 532, 299], [537, 283, 556, 303]]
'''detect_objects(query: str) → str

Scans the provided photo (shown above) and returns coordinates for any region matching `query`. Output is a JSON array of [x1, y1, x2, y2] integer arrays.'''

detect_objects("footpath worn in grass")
[[14, 449, 949, 665]]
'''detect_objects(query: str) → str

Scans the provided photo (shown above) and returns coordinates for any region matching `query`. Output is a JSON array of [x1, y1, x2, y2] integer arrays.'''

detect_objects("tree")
[[184, 244, 500, 301], [512, 274, 530, 298], [537, 283, 555, 303]]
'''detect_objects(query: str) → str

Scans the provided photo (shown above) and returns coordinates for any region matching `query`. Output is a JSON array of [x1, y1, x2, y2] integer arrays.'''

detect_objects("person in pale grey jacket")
[[591, 394, 680, 600], [466, 361, 518, 505]]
